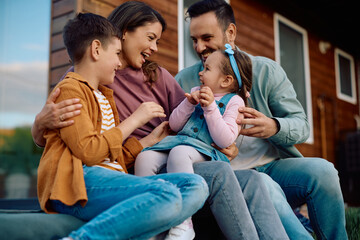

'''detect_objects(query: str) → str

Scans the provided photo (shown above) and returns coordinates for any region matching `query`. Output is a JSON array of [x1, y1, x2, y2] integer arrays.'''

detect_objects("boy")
[[37, 13, 208, 240]]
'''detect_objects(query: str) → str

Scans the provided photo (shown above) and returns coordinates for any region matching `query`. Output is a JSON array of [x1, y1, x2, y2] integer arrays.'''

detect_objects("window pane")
[[338, 55, 352, 97], [279, 22, 307, 112], [0, 0, 50, 199], [183, 0, 202, 68]]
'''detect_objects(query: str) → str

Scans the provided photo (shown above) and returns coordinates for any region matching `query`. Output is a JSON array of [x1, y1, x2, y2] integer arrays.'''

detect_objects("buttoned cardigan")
[[37, 72, 143, 213]]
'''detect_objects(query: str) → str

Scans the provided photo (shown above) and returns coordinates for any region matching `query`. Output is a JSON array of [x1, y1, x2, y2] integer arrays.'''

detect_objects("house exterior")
[[49, 0, 359, 168]]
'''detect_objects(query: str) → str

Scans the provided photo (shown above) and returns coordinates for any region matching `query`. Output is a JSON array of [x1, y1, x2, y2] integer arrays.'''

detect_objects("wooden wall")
[[232, 0, 359, 165], [50, 0, 359, 167]]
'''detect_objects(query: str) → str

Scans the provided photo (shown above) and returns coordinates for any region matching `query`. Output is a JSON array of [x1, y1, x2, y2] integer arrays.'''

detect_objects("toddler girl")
[[135, 44, 252, 240]]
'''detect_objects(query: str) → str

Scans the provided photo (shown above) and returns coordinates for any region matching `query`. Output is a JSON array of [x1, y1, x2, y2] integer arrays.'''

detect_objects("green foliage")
[[346, 207, 360, 240], [0, 127, 43, 174]]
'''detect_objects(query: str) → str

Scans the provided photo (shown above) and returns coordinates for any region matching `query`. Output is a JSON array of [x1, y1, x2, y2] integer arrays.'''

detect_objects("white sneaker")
[[164, 218, 195, 240]]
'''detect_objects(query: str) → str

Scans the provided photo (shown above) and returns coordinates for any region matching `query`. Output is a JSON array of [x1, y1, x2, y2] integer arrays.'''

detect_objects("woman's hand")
[[40, 88, 82, 129], [31, 88, 82, 146], [139, 121, 170, 148], [199, 86, 214, 107]]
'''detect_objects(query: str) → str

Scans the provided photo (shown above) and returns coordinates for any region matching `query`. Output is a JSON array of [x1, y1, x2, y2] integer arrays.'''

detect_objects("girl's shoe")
[[164, 218, 195, 240]]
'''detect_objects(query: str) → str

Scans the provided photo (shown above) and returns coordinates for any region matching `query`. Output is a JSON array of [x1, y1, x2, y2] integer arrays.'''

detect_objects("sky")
[[0, 0, 51, 129]]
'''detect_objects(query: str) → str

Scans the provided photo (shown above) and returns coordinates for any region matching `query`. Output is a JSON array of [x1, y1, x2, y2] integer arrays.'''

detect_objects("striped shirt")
[[93, 90, 124, 172]]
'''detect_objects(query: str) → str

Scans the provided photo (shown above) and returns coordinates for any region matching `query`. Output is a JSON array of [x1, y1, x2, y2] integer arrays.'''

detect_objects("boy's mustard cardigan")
[[37, 72, 143, 213]]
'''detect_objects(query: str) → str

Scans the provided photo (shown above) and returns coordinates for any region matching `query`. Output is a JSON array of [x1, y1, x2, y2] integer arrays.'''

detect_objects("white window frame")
[[334, 48, 357, 104], [274, 13, 314, 144], [178, 0, 185, 72]]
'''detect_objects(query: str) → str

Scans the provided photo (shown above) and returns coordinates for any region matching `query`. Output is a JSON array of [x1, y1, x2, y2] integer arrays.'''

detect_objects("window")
[[178, 0, 201, 71], [274, 14, 313, 144], [335, 48, 357, 104], [0, 0, 50, 199]]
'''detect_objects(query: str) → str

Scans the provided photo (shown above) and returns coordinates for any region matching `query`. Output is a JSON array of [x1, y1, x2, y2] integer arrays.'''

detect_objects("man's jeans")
[[257, 157, 348, 240], [193, 161, 289, 240], [51, 165, 209, 240], [258, 172, 312, 239]]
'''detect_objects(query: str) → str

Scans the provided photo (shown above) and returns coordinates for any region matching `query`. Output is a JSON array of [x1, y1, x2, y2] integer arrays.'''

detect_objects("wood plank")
[[50, 49, 70, 68], [52, 11, 76, 35], [53, 0, 76, 17], [50, 65, 71, 87], [51, 33, 65, 52], [82, 0, 115, 17]]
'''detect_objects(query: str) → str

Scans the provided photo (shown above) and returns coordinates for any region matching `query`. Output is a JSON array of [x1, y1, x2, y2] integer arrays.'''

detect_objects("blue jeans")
[[193, 161, 289, 240], [51, 166, 208, 240], [257, 157, 348, 240], [258, 172, 312, 239]]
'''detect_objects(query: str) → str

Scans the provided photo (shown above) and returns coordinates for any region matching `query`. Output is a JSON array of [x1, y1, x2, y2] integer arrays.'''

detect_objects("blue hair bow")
[[224, 43, 242, 89]]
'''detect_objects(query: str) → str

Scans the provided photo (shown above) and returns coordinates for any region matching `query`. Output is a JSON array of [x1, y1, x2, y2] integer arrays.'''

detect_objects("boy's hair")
[[108, 1, 167, 86], [219, 49, 252, 106], [186, 0, 236, 32], [63, 13, 121, 64]]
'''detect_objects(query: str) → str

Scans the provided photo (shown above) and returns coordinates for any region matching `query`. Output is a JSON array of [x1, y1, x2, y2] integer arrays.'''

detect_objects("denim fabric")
[[257, 158, 348, 240], [143, 94, 235, 163], [257, 172, 312, 239], [51, 166, 208, 240], [193, 161, 289, 240]]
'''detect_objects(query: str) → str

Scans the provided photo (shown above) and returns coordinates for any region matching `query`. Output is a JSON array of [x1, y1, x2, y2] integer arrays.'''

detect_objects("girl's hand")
[[139, 121, 170, 148], [130, 102, 166, 128], [199, 86, 214, 107], [185, 90, 201, 105]]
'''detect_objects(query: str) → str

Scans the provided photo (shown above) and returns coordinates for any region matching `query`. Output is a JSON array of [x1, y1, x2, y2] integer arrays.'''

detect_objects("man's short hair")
[[186, 0, 236, 32], [63, 13, 121, 64]]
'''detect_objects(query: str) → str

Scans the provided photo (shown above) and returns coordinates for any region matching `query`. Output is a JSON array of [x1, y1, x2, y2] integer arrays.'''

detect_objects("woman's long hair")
[[108, 1, 167, 85]]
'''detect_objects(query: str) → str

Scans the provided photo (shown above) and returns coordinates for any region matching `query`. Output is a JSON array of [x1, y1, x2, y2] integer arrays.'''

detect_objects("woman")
[[36, 7, 209, 240], [32, 1, 288, 239]]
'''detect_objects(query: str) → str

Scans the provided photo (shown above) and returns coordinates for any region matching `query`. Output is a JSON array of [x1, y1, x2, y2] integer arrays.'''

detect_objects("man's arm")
[[31, 88, 82, 147], [238, 56, 309, 145]]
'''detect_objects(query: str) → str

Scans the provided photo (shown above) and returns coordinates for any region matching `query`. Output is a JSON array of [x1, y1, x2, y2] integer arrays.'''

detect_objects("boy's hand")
[[199, 86, 214, 107], [131, 102, 166, 128], [185, 90, 200, 105]]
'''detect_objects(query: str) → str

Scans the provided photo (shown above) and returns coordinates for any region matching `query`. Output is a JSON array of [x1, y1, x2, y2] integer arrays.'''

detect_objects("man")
[[176, 0, 347, 239]]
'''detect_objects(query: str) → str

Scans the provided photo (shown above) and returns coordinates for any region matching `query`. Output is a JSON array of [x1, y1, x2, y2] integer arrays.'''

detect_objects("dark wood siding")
[[231, 0, 359, 165]]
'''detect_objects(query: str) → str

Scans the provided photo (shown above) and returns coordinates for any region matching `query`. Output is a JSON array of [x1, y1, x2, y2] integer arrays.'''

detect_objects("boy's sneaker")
[[164, 218, 195, 240]]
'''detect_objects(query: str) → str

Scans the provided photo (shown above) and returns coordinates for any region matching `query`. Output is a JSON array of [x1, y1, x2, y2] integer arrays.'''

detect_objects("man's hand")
[[212, 142, 239, 161], [237, 107, 278, 139]]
